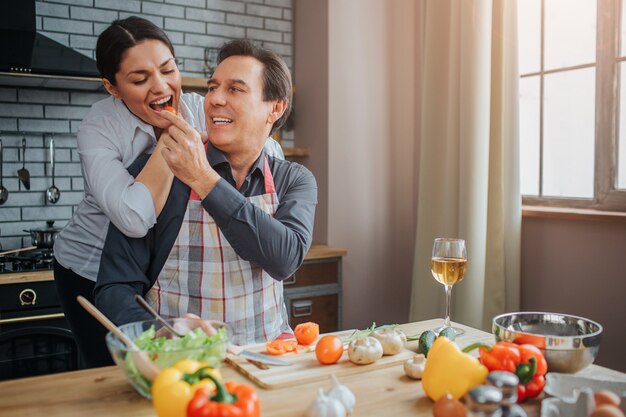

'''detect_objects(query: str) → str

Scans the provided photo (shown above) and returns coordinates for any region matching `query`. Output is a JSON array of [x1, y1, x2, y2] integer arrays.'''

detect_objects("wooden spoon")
[[76, 296, 160, 381]]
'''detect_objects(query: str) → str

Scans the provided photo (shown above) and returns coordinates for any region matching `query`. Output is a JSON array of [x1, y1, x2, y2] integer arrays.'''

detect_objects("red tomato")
[[294, 322, 320, 345], [315, 335, 343, 365]]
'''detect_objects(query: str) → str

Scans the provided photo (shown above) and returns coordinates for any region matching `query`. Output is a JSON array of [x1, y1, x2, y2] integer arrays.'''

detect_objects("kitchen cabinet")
[[284, 245, 346, 333]]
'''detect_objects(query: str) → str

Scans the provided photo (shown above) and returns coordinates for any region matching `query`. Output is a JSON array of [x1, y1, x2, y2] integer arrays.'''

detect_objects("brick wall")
[[0, 0, 293, 250]]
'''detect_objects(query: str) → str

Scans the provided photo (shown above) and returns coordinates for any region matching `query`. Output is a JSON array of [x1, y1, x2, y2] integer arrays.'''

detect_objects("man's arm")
[[94, 223, 154, 325], [202, 162, 317, 279]]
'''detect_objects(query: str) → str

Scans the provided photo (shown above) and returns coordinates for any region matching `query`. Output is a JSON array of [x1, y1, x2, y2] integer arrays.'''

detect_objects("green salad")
[[125, 325, 228, 396]]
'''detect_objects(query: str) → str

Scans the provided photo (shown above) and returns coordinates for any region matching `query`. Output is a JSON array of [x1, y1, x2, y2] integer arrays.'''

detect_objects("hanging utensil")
[[0, 136, 8, 205], [46, 137, 60, 204], [77, 296, 160, 381], [17, 135, 30, 190]]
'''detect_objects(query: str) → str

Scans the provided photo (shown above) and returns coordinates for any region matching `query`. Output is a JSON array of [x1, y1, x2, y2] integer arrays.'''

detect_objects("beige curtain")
[[409, 0, 521, 330]]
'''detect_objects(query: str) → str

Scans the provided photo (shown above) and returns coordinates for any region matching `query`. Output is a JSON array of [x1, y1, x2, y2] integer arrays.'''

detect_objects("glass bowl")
[[492, 311, 602, 373], [105, 317, 230, 398]]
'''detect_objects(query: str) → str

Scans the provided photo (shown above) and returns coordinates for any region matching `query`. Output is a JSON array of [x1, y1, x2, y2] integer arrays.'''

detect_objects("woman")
[[53, 16, 282, 367]]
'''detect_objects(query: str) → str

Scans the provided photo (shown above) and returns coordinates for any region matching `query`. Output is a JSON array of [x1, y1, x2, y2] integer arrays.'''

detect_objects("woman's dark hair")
[[217, 39, 292, 136], [96, 16, 175, 85]]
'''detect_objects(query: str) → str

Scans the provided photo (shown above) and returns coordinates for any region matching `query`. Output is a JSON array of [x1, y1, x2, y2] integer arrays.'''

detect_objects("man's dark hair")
[[218, 39, 293, 136], [96, 16, 175, 85]]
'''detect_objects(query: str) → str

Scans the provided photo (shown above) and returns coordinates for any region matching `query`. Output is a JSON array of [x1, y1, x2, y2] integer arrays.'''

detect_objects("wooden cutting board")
[[226, 320, 486, 389]]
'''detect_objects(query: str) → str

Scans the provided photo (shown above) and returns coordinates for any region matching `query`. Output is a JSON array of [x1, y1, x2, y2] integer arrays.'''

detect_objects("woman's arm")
[[135, 137, 174, 219], [77, 117, 162, 237]]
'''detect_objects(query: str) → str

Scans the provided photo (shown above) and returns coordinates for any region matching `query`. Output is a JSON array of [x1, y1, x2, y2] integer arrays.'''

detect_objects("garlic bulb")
[[326, 374, 356, 414], [306, 388, 347, 417], [371, 327, 407, 355], [348, 336, 383, 365]]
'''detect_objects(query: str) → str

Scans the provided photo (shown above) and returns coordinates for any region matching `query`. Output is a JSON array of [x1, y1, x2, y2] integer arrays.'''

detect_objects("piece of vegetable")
[[306, 388, 347, 417], [432, 392, 467, 417], [187, 373, 260, 417], [316, 335, 344, 365], [295, 322, 320, 346], [419, 330, 437, 357], [421, 337, 488, 401], [371, 327, 407, 355], [326, 374, 356, 414], [347, 336, 383, 365], [463, 341, 547, 403], [151, 360, 221, 417], [404, 354, 426, 379], [438, 327, 457, 342], [516, 372, 545, 402], [265, 339, 298, 355], [341, 322, 398, 345], [163, 106, 178, 114]]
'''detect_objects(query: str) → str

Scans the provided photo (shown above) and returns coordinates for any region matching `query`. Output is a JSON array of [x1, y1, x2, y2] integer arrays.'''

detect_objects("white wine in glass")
[[431, 238, 467, 335]]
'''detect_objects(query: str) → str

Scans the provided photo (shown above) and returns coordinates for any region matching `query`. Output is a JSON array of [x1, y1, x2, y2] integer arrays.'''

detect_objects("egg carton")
[[541, 373, 626, 417]]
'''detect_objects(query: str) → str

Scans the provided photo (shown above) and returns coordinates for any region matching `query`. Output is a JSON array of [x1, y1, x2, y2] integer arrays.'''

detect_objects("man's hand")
[[158, 110, 220, 199]]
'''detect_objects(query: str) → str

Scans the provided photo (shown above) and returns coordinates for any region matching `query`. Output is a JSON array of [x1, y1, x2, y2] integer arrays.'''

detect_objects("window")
[[518, 0, 626, 211]]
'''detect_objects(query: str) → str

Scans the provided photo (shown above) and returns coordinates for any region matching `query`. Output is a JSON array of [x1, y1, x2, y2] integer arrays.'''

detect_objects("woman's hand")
[[158, 111, 220, 198], [182, 313, 219, 336]]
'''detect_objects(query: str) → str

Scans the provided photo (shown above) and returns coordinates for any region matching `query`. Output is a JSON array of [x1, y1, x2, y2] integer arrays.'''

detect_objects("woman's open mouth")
[[149, 96, 173, 111]]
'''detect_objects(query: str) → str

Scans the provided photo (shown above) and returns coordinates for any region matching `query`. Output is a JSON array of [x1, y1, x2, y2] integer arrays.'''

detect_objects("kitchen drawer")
[[286, 294, 338, 334], [283, 259, 339, 289]]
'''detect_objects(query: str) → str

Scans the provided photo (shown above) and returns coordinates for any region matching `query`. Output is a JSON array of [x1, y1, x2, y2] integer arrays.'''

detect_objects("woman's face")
[[103, 39, 181, 130]]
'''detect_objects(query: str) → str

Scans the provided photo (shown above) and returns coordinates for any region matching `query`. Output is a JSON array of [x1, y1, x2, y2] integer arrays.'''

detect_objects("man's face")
[[204, 55, 281, 155], [103, 39, 181, 129]]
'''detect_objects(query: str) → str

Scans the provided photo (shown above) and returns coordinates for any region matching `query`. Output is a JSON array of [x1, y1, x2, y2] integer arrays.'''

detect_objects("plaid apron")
[[147, 156, 291, 345]]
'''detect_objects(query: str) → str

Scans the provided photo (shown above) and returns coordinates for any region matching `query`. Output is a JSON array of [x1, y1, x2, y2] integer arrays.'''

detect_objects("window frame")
[[520, 0, 626, 211]]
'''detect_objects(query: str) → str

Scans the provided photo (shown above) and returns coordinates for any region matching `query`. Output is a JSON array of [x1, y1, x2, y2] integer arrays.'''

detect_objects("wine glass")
[[431, 238, 467, 336]]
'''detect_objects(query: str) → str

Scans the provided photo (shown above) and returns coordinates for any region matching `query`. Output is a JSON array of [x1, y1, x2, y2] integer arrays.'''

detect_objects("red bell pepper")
[[463, 341, 548, 402], [187, 373, 260, 417]]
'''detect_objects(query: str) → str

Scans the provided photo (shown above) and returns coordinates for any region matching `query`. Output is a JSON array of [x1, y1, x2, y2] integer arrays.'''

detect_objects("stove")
[[0, 248, 81, 380], [0, 248, 54, 273]]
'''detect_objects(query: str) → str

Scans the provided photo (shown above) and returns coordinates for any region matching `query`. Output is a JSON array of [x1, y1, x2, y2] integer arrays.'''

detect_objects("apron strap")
[[263, 155, 276, 194]]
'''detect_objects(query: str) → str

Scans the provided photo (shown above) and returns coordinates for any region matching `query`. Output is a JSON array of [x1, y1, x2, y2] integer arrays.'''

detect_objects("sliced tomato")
[[294, 322, 320, 346], [265, 338, 298, 355]]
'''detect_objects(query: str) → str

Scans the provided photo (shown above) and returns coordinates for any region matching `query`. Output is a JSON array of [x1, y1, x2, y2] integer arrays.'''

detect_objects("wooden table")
[[0, 319, 623, 417]]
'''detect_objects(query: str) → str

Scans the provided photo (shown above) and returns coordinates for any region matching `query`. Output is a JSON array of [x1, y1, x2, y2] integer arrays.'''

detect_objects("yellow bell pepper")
[[151, 359, 222, 417], [421, 336, 488, 401]]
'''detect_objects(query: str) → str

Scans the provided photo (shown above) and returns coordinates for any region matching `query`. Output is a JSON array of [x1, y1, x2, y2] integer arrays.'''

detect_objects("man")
[[95, 39, 317, 345]]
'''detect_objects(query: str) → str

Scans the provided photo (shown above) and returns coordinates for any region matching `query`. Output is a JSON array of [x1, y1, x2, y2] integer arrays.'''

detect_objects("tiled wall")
[[0, 0, 293, 251]]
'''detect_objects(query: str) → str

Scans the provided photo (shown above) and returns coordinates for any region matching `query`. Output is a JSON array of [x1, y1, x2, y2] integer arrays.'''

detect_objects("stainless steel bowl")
[[492, 312, 602, 374]]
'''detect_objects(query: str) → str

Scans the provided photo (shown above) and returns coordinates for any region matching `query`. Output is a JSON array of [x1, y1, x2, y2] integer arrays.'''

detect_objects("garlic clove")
[[306, 387, 347, 417], [326, 374, 356, 414]]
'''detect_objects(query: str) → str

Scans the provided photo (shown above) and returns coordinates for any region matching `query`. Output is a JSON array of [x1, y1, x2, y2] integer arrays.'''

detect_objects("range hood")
[[0, 0, 103, 90]]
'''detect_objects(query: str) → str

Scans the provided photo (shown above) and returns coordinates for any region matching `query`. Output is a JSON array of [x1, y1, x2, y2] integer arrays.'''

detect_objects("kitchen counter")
[[0, 244, 346, 286], [0, 319, 624, 417]]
